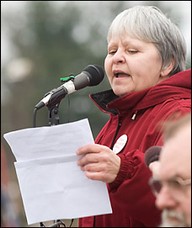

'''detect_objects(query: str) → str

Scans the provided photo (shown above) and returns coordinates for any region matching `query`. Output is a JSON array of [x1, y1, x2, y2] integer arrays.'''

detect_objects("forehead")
[[108, 34, 141, 46], [107, 33, 155, 49], [159, 125, 191, 178]]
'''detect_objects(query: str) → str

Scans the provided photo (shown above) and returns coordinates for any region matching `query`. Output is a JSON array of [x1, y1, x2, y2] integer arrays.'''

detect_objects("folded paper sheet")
[[4, 119, 112, 225]]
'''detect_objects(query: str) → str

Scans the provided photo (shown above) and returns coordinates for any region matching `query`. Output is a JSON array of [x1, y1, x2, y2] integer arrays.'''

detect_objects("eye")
[[127, 49, 138, 54], [108, 50, 117, 55], [168, 179, 181, 189]]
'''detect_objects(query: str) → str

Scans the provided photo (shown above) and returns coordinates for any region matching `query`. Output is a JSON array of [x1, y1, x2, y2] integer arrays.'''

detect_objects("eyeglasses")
[[149, 176, 191, 196]]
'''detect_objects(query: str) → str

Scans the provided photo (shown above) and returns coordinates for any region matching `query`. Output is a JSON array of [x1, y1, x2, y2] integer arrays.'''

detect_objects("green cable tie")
[[60, 75, 75, 82]]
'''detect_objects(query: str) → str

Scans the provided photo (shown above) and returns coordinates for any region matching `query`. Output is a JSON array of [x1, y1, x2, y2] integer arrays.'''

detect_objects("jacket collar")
[[90, 69, 191, 115]]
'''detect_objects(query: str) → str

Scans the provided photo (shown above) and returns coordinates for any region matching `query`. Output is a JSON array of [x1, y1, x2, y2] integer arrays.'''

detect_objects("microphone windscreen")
[[144, 146, 161, 167], [84, 65, 104, 86]]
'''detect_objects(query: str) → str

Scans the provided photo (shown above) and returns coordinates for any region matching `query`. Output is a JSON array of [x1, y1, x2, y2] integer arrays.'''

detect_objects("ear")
[[160, 59, 175, 77]]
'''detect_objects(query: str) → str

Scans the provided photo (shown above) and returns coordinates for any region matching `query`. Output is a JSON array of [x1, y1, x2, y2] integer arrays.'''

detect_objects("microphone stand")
[[39, 102, 61, 227], [48, 103, 60, 126], [33, 76, 78, 227], [41, 103, 74, 227]]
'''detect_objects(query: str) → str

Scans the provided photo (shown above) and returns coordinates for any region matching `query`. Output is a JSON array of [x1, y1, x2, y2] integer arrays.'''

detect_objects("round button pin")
[[112, 134, 128, 154]]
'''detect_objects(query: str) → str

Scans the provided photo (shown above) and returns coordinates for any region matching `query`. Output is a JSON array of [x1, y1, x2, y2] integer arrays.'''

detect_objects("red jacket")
[[79, 69, 191, 227]]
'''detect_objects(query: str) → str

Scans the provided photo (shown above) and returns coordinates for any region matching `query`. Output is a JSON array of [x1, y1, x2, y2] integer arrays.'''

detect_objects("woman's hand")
[[77, 144, 121, 183]]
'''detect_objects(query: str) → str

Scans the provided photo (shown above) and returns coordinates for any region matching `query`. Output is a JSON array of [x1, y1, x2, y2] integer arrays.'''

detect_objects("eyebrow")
[[165, 175, 191, 183], [107, 40, 142, 49]]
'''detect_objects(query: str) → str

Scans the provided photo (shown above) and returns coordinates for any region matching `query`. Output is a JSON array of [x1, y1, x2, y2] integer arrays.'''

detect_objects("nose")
[[112, 49, 126, 64], [155, 186, 177, 210]]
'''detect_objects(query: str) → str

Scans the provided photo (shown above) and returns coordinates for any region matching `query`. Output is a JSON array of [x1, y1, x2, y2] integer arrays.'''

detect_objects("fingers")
[[76, 144, 109, 167], [77, 152, 100, 167], [78, 154, 109, 182], [76, 143, 121, 183], [82, 163, 114, 183], [84, 170, 106, 182], [76, 143, 110, 155]]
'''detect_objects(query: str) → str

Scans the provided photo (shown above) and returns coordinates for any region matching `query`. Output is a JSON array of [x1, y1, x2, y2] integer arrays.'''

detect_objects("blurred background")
[[1, 1, 191, 227]]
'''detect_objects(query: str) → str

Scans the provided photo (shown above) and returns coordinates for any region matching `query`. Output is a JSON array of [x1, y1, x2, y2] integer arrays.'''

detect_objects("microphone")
[[144, 146, 162, 167], [35, 64, 104, 109]]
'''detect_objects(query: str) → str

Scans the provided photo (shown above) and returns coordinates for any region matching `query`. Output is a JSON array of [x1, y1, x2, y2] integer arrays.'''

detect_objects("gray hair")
[[107, 6, 187, 76]]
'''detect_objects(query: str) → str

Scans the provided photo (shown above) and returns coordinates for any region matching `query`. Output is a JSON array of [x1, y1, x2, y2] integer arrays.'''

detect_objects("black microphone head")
[[144, 146, 162, 167], [83, 64, 104, 86]]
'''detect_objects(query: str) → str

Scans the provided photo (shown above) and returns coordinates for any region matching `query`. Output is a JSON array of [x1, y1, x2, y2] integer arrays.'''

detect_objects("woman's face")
[[104, 34, 169, 96]]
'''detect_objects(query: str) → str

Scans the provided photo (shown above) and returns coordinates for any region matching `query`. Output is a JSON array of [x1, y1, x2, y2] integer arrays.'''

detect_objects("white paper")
[[3, 118, 112, 225]]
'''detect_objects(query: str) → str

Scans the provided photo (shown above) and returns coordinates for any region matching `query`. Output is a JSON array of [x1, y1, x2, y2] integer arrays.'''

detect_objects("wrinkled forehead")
[[159, 127, 191, 178]]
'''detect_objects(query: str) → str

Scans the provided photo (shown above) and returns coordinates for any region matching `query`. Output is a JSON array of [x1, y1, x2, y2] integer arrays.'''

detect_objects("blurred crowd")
[[1, 144, 21, 227]]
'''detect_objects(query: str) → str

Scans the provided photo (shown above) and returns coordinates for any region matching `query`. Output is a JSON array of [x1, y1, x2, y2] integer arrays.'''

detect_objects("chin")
[[159, 210, 189, 227], [113, 89, 129, 96], [159, 221, 187, 227]]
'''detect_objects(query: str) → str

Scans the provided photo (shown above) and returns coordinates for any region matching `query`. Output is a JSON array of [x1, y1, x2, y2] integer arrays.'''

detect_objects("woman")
[[77, 5, 191, 227]]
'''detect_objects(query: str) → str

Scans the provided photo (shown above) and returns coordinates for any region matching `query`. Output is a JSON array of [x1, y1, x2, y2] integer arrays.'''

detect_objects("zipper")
[[110, 116, 122, 149], [131, 111, 137, 120], [110, 111, 137, 149]]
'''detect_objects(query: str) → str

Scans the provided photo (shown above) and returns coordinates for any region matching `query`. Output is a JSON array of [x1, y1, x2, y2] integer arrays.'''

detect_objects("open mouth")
[[114, 72, 129, 78]]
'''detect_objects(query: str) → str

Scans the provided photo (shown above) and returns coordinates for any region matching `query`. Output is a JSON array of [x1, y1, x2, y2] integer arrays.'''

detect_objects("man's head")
[[151, 114, 191, 227]]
